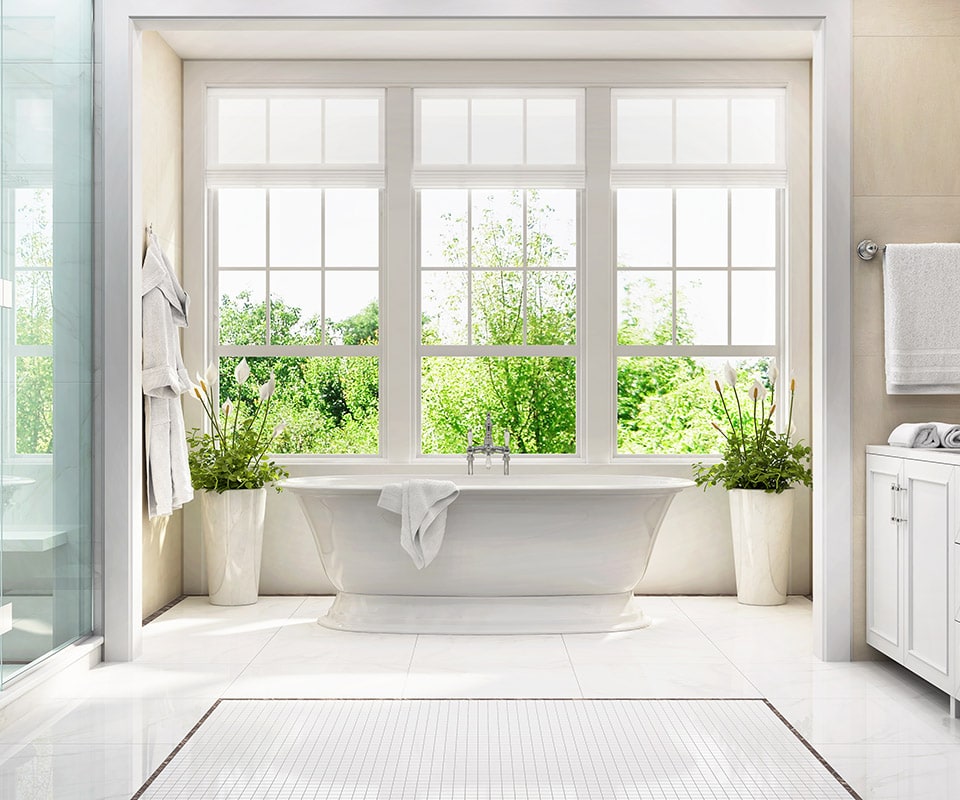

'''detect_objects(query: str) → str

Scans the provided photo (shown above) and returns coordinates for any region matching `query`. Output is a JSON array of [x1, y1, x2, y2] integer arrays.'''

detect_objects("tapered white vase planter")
[[728, 489, 793, 606], [200, 488, 267, 606]]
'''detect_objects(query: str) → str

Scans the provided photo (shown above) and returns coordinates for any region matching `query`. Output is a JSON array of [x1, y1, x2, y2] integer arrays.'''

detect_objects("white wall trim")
[[101, 0, 852, 662]]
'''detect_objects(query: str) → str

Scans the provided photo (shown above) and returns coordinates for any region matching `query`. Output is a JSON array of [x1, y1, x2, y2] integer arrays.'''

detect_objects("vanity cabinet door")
[[902, 459, 955, 691], [866, 454, 904, 662]]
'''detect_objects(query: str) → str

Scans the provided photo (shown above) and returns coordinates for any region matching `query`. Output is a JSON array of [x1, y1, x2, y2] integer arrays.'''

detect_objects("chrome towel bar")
[[857, 239, 884, 261]]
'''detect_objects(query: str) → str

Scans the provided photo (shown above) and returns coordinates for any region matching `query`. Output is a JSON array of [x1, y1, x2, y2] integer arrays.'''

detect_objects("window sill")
[[273, 454, 721, 470]]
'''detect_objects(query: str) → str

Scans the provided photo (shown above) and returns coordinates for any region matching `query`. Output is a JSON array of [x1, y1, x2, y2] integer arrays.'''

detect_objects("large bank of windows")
[[415, 90, 582, 455], [208, 89, 383, 454], [613, 89, 784, 455]]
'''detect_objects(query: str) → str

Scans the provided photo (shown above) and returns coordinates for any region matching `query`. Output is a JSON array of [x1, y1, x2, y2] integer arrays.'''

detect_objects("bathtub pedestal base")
[[318, 591, 652, 634]]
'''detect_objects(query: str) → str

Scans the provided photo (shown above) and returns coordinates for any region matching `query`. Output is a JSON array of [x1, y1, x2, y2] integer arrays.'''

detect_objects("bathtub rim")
[[281, 474, 695, 494]]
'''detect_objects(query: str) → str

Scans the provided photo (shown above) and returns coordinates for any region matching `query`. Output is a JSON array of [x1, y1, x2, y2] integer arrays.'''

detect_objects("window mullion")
[[383, 86, 415, 463], [583, 86, 614, 464]]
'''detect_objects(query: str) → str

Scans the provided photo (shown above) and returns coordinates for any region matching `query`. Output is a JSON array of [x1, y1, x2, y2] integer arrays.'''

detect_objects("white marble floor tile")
[[48, 661, 243, 700], [223, 663, 410, 699], [403, 635, 582, 698], [737, 659, 925, 700], [817, 742, 960, 800], [0, 743, 167, 800], [768, 693, 960, 746], [574, 659, 762, 699]]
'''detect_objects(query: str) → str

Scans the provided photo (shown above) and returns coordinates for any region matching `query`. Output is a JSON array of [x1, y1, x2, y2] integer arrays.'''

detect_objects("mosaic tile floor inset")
[[133, 698, 860, 800]]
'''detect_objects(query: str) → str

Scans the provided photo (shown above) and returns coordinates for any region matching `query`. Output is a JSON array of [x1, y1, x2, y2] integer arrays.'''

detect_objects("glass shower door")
[[0, 0, 94, 688]]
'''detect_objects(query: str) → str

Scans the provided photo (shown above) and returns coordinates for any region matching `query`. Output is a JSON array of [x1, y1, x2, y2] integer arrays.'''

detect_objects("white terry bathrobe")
[[142, 233, 194, 519]]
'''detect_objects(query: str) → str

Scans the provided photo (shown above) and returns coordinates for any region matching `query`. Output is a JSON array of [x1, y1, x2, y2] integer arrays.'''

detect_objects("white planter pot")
[[728, 489, 794, 606], [200, 488, 267, 606]]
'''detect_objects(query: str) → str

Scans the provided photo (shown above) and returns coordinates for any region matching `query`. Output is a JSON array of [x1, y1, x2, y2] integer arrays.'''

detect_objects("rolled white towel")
[[887, 422, 941, 448], [931, 422, 960, 448]]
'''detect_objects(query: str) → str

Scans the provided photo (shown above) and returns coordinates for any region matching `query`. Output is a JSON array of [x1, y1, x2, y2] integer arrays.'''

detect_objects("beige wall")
[[852, 1, 960, 658], [141, 31, 185, 619]]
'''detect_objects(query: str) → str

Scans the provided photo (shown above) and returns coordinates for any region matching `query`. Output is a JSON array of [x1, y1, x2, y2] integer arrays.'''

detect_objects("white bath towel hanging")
[[883, 243, 960, 393], [378, 479, 459, 569], [142, 232, 194, 519]]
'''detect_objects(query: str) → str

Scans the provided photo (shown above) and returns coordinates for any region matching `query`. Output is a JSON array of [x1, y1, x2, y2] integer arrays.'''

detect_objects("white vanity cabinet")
[[866, 446, 957, 695]]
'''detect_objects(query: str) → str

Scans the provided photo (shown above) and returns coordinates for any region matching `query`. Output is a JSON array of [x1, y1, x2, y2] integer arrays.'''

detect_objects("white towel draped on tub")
[[378, 480, 459, 569], [142, 233, 194, 519], [884, 243, 960, 393], [933, 422, 960, 448], [887, 422, 941, 448]]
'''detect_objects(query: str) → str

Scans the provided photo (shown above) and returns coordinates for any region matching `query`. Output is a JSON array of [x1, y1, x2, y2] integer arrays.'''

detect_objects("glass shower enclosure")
[[0, 0, 94, 686]]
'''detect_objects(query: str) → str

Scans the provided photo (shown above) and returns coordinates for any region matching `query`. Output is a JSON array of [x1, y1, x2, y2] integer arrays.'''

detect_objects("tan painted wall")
[[141, 31, 185, 619], [852, 1, 960, 658]]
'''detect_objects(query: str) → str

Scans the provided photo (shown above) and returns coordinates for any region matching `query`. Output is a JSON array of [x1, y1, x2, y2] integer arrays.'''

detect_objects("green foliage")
[[186, 366, 289, 492], [692, 375, 812, 493]]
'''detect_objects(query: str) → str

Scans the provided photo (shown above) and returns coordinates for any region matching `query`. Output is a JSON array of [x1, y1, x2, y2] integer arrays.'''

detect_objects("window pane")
[[219, 270, 266, 345], [16, 270, 53, 345], [268, 98, 323, 164], [526, 98, 577, 165], [218, 189, 266, 267], [269, 271, 322, 345], [618, 271, 673, 346], [325, 271, 379, 344], [14, 188, 53, 268], [527, 271, 576, 345], [526, 189, 576, 268], [421, 357, 575, 454], [325, 98, 380, 164], [471, 98, 523, 164], [217, 98, 266, 164], [731, 98, 777, 164], [617, 356, 770, 454], [472, 270, 523, 345], [731, 188, 776, 268], [677, 272, 727, 345], [732, 271, 776, 345], [270, 189, 322, 267], [420, 190, 468, 267], [220, 356, 379, 455], [324, 189, 379, 267], [421, 271, 467, 345], [471, 190, 523, 269], [675, 98, 727, 164], [676, 188, 727, 268], [616, 98, 672, 164], [420, 98, 468, 164], [17, 356, 53, 454], [617, 189, 672, 267]]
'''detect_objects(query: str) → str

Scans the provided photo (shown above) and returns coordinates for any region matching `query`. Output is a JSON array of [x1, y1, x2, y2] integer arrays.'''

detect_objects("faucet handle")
[[504, 430, 510, 447], [467, 428, 473, 446]]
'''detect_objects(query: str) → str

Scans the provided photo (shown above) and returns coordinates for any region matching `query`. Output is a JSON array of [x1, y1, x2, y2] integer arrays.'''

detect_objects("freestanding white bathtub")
[[283, 474, 692, 634]]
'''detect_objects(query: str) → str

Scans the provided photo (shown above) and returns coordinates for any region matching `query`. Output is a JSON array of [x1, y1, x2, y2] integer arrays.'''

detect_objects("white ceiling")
[[154, 19, 815, 61]]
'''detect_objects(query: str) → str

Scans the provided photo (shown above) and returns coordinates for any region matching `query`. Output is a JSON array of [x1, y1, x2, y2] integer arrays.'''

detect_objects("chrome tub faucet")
[[466, 412, 510, 475]]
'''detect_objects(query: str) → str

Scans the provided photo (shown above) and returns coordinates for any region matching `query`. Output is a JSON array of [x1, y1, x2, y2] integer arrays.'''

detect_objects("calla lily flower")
[[722, 361, 737, 387], [194, 371, 208, 393], [272, 421, 287, 437], [769, 358, 779, 385], [234, 358, 251, 385], [259, 373, 276, 402], [749, 380, 767, 402], [191, 385, 203, 400], [204, 362, 219, 387], [221, 400, 233, 416]]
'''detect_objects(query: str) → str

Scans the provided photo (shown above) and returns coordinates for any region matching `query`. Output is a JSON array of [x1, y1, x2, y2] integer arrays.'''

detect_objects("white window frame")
[[183, 60, 810, 467], [612, 86, 788, 457]]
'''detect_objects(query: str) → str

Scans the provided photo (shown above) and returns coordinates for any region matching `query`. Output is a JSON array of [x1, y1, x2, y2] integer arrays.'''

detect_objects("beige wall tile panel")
[[854, 0, 960, 37], [854, 37, 960, 197], [141, 30, 185, 619]]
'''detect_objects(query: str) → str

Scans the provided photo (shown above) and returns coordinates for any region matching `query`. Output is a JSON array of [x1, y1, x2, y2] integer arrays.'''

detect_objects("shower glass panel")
[[0, 0, 94, 687]]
